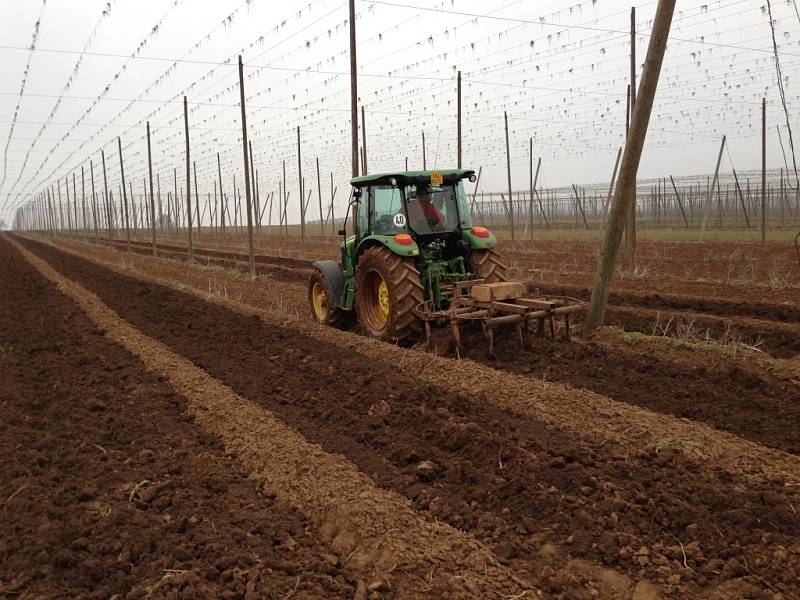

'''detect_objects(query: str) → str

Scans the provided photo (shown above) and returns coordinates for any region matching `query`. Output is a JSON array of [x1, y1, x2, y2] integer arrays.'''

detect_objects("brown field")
[[2, 229, 799, 599]]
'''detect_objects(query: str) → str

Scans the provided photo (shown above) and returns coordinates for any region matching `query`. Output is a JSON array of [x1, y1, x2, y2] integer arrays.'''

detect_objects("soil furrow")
[[0, 235, 354, 599], [11, 235, 532, 599], [20, 235, 800, 599], [60, 236, 800, 455]]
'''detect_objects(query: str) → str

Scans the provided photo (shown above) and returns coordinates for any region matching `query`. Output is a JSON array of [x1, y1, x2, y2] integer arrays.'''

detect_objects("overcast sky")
[[1, 0, 798, 226]]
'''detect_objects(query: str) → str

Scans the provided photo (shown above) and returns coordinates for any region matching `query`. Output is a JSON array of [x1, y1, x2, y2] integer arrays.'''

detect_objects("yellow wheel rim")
[[377, 278, 390, 322], [311, 281, 328, 321]]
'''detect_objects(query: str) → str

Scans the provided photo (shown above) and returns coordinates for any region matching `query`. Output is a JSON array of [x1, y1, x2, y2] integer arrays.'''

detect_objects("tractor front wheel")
[[308, 269, 351, 329], [467, 248, 509, 283], [355, 246, 424, 342]]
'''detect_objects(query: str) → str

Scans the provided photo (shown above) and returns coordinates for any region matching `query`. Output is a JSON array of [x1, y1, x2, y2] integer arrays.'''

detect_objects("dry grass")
[[648, 313, 764, 356]]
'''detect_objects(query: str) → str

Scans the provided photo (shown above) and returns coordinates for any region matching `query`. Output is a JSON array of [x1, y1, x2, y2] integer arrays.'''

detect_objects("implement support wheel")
[[355, 246, 424, 342]]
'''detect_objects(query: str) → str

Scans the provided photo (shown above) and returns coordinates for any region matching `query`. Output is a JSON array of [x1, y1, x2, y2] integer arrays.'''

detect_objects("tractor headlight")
[[390, 177, 397, 187], [468, 174, 477, 183]]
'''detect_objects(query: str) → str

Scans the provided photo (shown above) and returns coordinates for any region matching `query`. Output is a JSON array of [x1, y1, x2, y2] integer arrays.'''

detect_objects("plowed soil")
[[96, 235, 800, 358], [18, 235, 800, 599], [0, 235, 353, 599], [70, 236, 800, 456]]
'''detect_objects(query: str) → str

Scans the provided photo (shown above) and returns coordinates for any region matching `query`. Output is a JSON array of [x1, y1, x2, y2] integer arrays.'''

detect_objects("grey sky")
[[1, 0, 798, 226]]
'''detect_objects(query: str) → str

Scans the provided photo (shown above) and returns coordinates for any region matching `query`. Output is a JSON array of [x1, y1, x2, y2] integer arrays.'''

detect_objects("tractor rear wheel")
[[308, 268, 351, 329], [355, 246, 424, 342], [467, 248, 509, 283]]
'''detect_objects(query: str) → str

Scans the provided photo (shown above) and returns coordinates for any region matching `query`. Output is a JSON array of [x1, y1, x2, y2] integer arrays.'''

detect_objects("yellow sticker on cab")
[[430, 171, 443, 185]]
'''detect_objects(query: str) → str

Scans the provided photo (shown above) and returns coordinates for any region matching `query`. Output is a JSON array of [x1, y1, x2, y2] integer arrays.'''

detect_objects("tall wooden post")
[[504, 111, 514, 240], [283, 159, 288, 237], [330, 171, 336, 236], [316, 157, 324, 237], [457, 70, 462, 169], [297, 125, 305, 243], [101, 149, 111, 237], [65, 177, 73, 233], [80, 167, 86, 236], [669, 175, 690, 228], [90, 159, 99, 240], [349, 0, 359, 178], [701, 135, 726, 238], [238, 56, 256, 278], [117, 137, 130, 249], [217, 153, 225, 234], [626, 6, 637, 268], [361, 106, 368, 175], [146, 122, 157, 256], [193, 161, 200, 236], [183, 96, 193, 260], [422, 131, 427, 170], [528, 138, 534, 240], [584, 0, 675, 335], [762, 97, 767, 247], [249, 141, 257, 234]]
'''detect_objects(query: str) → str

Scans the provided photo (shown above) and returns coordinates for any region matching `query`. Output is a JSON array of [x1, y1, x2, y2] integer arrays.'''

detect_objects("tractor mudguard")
[[461, 227, 498, 250], [312, 260, 347, 309], [357, 234, 419, 258]]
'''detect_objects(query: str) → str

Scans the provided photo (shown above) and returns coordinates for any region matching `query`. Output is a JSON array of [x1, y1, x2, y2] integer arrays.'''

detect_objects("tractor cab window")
[[405, 184, 463, 235], [369, 185, 406, 235], [355, 188, 369, 239]]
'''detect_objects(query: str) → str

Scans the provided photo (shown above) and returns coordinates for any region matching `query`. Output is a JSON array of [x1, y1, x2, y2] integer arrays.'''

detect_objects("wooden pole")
[[422, 131, 427, 170], [504, 111, 514, 240], [602, 147, 623, 221], [361, 106, 368, 175], [283, 159, 288, 237], [249, 141, 257, 235], [193, 161, 200, 235], [65, 177, 73, 233], [584, 0, 675, 335], [146, 122, 156, 256], [349, 0, 359, 178], [297, 125, 305, 243], [701, 135, 726, 238], [762, 97, 767, 247], [731, 169, 750, 228], [239, 54, 256, 279], [90, 159, 99, 240], [669, 175, 690, 228], [330, 172, 336, 236], [101, 149, 112, 237], [217, 153, 225, 234], [183, 96, 193, 260], [80, 167, 86, 236], [457, 70, 462, 169], [316, 157, 324, 237], [626, 6, 637, 269], [528, 138, 534, 240], [117, 137, 130, 250], [572, 184, 590, 230]]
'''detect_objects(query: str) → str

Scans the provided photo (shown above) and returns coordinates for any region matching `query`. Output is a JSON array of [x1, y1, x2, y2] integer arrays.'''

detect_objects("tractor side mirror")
[[338, 229, 346, 236]]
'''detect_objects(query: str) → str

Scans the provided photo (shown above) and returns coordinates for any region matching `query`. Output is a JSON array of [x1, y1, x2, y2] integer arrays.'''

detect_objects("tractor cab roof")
[[350, 169, 475, 189]]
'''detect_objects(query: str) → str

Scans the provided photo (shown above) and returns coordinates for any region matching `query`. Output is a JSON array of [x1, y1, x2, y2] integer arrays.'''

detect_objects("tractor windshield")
[[405, 182, 471, 235]]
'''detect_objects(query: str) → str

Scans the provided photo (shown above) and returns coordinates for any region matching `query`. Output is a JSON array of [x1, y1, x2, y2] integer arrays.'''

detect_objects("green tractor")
[[308, 169, 508, 343]]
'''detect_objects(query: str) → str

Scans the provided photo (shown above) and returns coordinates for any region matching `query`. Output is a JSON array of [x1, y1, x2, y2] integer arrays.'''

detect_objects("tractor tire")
[[467, 248, 509, 283], [354, 246, 424, 342], [308, 268, 351, 329]]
